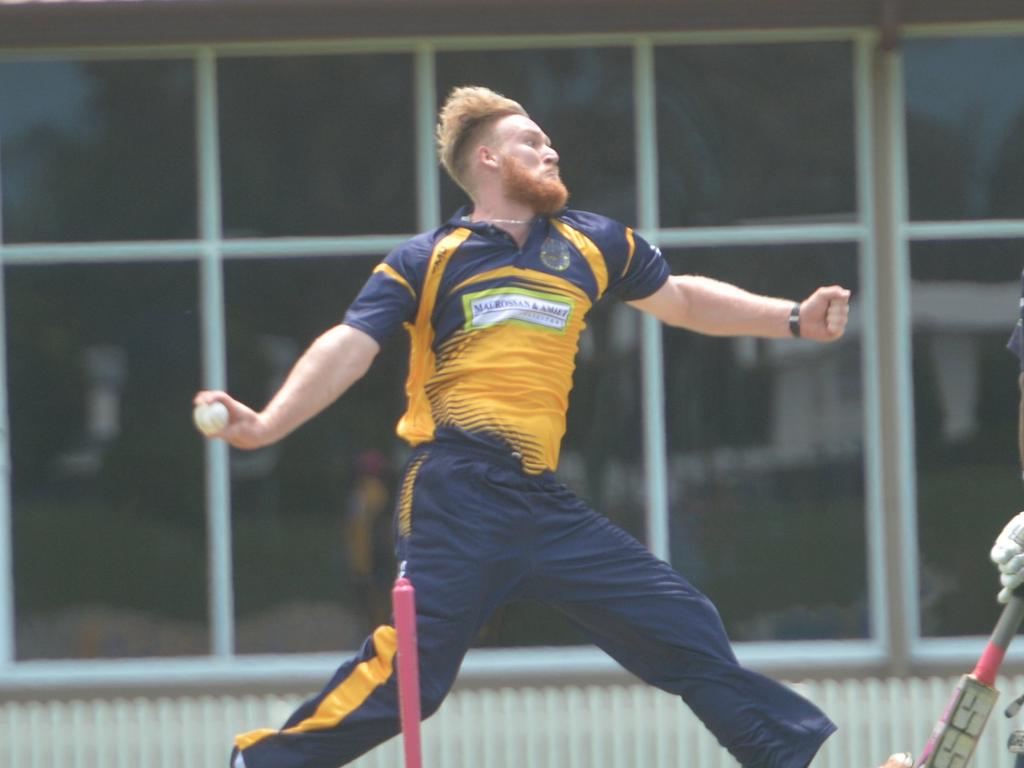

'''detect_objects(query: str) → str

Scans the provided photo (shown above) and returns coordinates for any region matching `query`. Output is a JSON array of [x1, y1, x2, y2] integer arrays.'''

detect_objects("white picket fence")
[[4, 676, 1024, 767]]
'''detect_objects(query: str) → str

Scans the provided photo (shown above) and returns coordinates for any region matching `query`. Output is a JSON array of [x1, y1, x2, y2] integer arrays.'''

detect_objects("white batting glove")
[[991, 511, 1024, 603]]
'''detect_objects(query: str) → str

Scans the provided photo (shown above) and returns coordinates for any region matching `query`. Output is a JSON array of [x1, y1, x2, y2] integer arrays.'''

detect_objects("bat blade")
[[916, 596, 1024, 767], [916, 675, 998, 768]]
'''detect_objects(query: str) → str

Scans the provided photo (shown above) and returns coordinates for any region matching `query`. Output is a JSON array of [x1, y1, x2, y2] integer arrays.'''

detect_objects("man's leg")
[[231, 447, 504, 768], [231, 625, 414, 768], [527, 484, 835, 768]]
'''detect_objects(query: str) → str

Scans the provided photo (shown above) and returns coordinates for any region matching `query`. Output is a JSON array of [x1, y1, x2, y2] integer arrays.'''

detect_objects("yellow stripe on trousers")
[[234, 625, 399, 751], [397, 451, 428, 538]]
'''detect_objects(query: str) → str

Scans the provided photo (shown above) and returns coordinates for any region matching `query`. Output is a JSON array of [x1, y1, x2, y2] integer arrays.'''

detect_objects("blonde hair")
[[436, 86, 528, 192]]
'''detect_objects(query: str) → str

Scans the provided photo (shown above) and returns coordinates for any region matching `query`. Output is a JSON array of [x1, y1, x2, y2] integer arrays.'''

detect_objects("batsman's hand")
[[991, 510, 1024, 603]]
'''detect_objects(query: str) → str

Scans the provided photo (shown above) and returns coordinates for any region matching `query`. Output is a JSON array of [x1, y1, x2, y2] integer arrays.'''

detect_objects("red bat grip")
[[972, 595, 1024, 686], [393, 577, 423, 768]]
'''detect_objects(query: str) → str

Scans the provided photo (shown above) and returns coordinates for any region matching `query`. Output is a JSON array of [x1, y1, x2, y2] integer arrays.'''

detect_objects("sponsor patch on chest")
[[462, 287, 574, 333]]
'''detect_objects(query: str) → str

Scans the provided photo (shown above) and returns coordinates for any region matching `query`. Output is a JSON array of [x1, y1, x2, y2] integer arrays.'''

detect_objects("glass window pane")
[[0, 59, 197, 243], [911, 241, 1021, 636], [9, 262, 206, 659], [225, 255, 408, 653], [663, 245, 868, 640], [218, 55, 416, 237], [655, 43, 856, 227], [905, 38, 1024, 221], [436, 48, 636, 224]]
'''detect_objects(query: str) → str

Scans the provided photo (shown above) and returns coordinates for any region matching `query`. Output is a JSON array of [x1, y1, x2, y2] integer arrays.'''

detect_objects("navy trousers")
[[233, 430, 836, 768]]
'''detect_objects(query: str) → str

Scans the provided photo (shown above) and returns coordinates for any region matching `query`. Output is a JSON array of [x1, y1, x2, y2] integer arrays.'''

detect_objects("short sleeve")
[[608, 229, 670, 301], [342, 240, 428, 345], [559, 210, 669, 302]]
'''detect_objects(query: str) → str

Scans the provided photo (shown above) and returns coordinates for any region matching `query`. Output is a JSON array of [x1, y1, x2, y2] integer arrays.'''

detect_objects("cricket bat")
[[392, 567, 423, 768], [915, 595, 1024, 767]]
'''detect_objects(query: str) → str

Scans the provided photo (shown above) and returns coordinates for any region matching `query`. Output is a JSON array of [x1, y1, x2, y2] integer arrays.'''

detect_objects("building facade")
[[1, 0, 1024, 703]]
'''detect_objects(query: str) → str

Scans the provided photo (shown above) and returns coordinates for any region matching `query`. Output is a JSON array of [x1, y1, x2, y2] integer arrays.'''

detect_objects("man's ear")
[[477, 144, 501, 171]]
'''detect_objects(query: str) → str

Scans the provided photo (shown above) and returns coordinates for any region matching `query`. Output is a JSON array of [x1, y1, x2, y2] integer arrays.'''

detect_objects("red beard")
[[501, 155, 569, 215]]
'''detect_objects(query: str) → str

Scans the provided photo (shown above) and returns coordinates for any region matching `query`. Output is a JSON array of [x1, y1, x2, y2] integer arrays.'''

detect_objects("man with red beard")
[[197, 86, 909, 768]]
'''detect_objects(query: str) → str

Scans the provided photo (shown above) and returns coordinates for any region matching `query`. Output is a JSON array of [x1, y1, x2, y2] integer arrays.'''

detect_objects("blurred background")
[[1, 1, 1024, 765]]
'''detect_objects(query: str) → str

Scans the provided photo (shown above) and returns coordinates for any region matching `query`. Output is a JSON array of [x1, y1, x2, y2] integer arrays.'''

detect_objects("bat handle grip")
[[973, 596, 1024, 685], [972, 643, 1007, 688]]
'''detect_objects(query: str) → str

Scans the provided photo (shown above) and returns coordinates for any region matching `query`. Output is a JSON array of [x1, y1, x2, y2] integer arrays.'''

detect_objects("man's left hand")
[[991, 510, 1024, 603]]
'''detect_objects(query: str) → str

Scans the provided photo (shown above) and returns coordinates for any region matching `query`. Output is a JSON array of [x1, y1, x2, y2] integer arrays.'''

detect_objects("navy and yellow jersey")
[[1011, 269, 1024, 372], [343, 206, 669, 474]]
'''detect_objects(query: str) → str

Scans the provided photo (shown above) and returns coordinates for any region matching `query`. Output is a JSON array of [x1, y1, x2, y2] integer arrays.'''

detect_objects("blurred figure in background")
[[342, 450, 395, 631]]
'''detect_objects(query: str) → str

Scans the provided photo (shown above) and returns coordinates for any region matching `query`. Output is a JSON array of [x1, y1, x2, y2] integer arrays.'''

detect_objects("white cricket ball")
[[193, 401, 229, 436]]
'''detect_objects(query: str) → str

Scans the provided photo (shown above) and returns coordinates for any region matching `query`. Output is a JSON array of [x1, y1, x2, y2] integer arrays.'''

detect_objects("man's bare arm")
[[194, 324, 380, 450], [629, 275, 850, 342]]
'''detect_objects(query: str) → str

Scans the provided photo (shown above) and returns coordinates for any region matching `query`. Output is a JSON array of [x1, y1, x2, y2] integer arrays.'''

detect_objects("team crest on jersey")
[[463, 287, 574, 333], [539, 238, 572, 271]]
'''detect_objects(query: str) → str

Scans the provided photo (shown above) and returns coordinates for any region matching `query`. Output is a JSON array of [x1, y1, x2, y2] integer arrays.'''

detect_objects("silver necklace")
[[466, 216, 534, 226]]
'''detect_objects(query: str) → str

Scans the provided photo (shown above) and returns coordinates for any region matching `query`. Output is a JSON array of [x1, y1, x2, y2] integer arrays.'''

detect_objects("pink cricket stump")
[[392, 576, 423, 768]]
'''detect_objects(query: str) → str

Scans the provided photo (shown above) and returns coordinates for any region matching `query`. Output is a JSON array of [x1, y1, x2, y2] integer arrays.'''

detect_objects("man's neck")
[[466, 202, 537, 246], [469, 201, 536, 225]]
